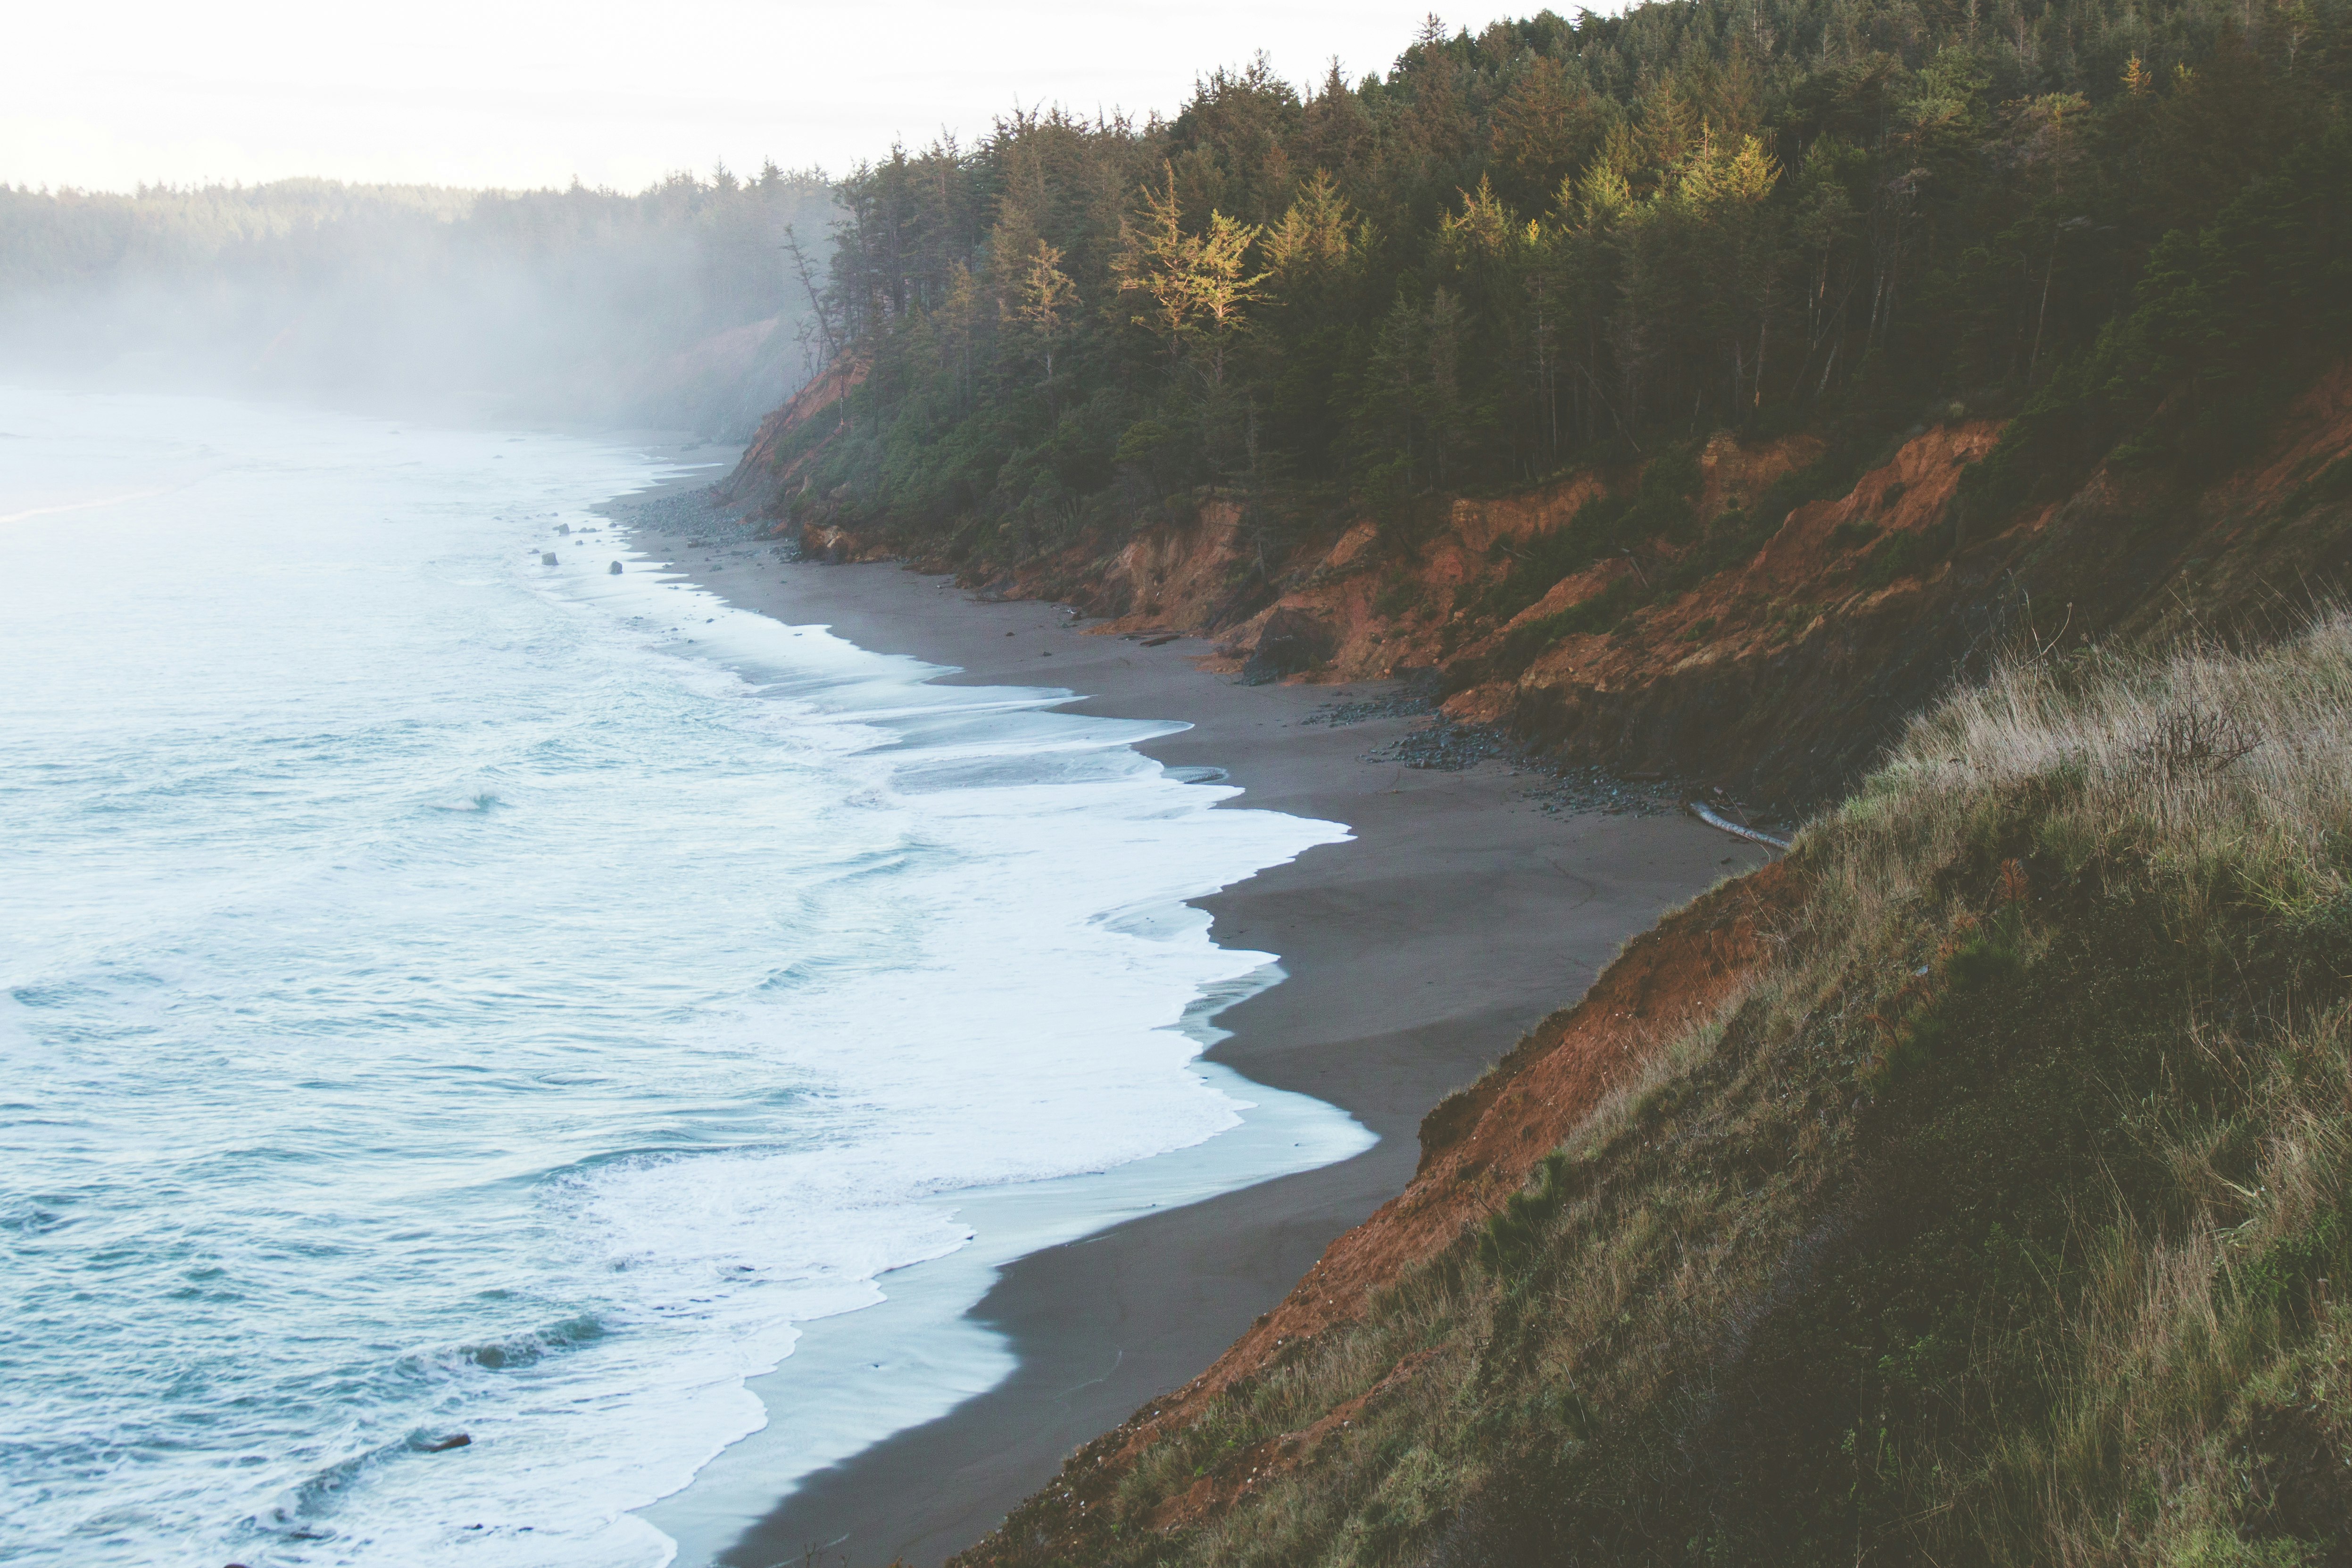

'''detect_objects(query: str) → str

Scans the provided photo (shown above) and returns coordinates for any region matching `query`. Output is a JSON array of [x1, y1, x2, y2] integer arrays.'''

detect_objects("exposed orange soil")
[[2225, 359, 2352, 510], [951, 860, 1799, 1563], [1498, 420, 2007, 699], [710, 360, 2352, 1562], [1133, 859, 1789, 1428], [715, 357, 869, 514], [1064, 421, 1990, 727]]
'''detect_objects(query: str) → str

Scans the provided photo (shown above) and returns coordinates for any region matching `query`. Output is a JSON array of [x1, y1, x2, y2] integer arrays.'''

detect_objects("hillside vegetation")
[[722, 0, 2352, 804], [750, 0, 2346, 550], [688, 3, 2352, 1557], [959, 614, 2352, 1567]]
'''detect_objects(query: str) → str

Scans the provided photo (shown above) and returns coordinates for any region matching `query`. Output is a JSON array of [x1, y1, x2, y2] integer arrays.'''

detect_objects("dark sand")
[[616, 516, 1770, 1567]]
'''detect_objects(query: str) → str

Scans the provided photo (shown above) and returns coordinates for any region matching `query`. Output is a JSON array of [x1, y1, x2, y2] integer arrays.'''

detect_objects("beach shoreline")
[[607, 488, 1770, 1566]]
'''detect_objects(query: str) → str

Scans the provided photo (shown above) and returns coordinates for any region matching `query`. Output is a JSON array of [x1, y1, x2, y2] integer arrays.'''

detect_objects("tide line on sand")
[[607, 489, 1774, 1568]]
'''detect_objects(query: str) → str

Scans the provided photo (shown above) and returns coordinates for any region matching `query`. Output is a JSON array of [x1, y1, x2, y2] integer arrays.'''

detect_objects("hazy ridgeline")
[[0, 165, 837, 437]]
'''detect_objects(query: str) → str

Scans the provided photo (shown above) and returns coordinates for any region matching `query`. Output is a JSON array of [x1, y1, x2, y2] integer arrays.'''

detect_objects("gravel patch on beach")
[[1297, 670, 1442, 728], [1364, 712, 1696, 820], [603, 483, 776, 538], [599, 484, 797, 573]]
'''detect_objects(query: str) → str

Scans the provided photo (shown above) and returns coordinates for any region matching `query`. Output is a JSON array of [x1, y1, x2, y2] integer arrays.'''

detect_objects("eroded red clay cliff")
[[946, 860, 1800, 1562], [713, 361, 2352, 809]]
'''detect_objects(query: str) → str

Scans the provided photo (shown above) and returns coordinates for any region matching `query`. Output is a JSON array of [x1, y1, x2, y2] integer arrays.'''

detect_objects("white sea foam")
[[0, 388, 1367, 1567]]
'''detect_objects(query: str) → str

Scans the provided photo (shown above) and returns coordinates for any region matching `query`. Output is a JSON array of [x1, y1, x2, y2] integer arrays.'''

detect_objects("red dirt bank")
[[717, 361, 2352, 810], [947, 861, 1800, 1562], [699, 363, 2352, 1553]]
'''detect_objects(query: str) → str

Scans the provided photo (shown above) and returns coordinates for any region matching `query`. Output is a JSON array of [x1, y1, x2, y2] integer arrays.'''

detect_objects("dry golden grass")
[[975, 614, 2352, 1568]]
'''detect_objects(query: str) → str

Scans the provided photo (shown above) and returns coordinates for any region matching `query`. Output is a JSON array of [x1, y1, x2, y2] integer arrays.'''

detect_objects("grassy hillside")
[[959, 614, 2352, 1566]]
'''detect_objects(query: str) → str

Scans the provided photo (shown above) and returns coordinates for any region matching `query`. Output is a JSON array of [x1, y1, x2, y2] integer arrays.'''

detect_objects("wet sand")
[[617, 514, 1770, 1566]]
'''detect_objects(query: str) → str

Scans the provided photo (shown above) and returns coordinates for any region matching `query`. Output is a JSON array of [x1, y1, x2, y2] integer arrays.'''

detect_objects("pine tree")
[[1008, 238, 1077, 415]]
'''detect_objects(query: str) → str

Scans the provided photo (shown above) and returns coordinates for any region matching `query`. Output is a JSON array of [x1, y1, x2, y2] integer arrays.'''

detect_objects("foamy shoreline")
[[2, 394, 1363, 1568], [607, 477, 1769, 1567]]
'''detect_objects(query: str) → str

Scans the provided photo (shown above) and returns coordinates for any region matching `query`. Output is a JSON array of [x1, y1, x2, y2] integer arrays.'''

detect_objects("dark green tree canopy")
[[775, 0, 2351, 561]]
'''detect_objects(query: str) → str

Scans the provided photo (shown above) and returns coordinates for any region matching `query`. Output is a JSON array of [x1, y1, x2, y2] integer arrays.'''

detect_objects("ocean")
[[0, 388, 1369, 1567]]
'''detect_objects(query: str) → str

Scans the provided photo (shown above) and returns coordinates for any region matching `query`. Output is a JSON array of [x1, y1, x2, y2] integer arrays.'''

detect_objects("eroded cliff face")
[[697, 363, 2352, 1558], [946, 862, 1800, 1563], [716, 361, 2352, 811], [712, 357, 867, 513], [961, 609, 2352, 1566]]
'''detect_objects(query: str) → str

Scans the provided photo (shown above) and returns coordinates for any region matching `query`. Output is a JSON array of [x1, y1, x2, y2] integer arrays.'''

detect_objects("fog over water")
[[0, 171, 838, 437], [0, 13, 1468, 1558], [0, 388, 1368, 1565]]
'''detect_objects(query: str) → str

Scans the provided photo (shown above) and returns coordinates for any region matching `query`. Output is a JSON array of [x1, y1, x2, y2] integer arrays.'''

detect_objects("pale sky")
[[4, 1, 1460, 194]]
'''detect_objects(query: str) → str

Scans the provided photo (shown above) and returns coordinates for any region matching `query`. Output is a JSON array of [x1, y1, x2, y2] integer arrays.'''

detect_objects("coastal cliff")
[[715, 354, 2352, 813], [702, 0, 2352, 813], [949, 614, 2352, 1566], [697, 1, 2352, 1556], [695, 347, 2352, 1565]]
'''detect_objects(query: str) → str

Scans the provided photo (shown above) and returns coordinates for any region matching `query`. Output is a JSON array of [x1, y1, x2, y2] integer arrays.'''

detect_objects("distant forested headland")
[[775, 0, 2347, 559], [0, 166, 835, 436]]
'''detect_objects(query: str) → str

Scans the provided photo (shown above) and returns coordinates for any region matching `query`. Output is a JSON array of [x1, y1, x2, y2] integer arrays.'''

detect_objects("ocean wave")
[[0, 388, 1359, 1568]]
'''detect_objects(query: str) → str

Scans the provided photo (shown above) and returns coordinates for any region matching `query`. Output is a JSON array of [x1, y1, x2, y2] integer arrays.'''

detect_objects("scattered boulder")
[[608, 561, 623, 575], [555, 523, 570, 535], [540, 552, 557, 566], [1241, 609, 1335, 686]]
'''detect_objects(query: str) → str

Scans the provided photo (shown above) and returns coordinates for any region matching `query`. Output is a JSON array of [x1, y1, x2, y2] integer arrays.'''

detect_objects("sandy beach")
[[610, 496, 1771, 1566]]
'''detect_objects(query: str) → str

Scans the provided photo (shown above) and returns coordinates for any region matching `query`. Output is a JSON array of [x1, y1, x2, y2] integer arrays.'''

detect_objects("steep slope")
[[955, 613, 2352, 1568], [711, 356, 2352, 811], [710, 101, 2352, 810], [688, 107, 2352, 1562]]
